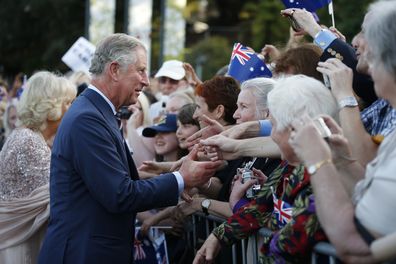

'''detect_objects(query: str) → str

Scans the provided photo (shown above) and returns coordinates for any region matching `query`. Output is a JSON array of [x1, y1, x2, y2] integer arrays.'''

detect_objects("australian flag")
[[271, 188, 293, 228], [227, 43, 272, 84], [133, 227, 169, 264], [281, 0, 332, 12]]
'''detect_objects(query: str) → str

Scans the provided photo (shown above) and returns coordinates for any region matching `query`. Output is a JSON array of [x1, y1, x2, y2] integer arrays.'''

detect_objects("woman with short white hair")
[[233, 77, 274, 123], [0, 71, 76, 264], [269, 75, 338, 131]]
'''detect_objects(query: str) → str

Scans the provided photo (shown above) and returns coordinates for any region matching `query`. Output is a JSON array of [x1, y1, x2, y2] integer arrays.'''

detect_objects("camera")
[[241, 169, 261, 198], [116, 106, 133, 120], [322, 73, 331, 89], [313, 117, 332, 138]]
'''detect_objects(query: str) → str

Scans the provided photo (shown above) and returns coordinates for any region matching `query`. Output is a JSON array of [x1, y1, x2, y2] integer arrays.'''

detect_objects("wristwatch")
[[338, 96, 358, 109], [201, 199, 211, 216], [307, 159, 332, 175]]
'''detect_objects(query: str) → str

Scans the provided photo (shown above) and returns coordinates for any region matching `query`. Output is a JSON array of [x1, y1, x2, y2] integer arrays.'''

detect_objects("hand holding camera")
[[287, 13, 303, 32], [313, 116, 355, 168], [313, 117, 332, 138], [317, 59, 355, 101], [280, 8, 323, 37], [240, 160, 263, 198], [241, 169, 261, 198], [229, 173, 256, 210]]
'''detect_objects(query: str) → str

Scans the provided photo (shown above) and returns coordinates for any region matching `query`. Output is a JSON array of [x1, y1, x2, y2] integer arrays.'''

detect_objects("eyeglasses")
[[159, 77, 179, 85]]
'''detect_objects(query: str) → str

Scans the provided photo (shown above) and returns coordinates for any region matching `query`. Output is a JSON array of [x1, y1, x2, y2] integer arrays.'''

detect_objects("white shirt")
[[354, 129, 396, 236]]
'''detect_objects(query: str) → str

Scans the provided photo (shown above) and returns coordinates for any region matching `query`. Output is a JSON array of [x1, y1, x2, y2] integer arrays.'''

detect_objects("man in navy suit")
[[38, 33, 222, 264]]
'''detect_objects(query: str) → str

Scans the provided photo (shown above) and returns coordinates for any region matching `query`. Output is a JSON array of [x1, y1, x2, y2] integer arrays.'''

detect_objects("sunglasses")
[[159, 77, 179, 85]]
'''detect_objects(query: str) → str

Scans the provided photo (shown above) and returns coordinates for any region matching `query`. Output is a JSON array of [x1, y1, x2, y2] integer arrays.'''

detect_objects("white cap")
[[154, 60, 185, 80]]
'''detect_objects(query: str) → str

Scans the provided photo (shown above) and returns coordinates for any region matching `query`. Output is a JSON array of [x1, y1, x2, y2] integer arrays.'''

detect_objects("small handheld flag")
[[227, 43, 272, 83], [281, 0, 332, 12], [328, 2, 335, 28], [271, 187, 293, 227]]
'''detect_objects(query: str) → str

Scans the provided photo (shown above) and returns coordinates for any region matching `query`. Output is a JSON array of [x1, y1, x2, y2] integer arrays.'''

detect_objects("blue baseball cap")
[[142, 114, 178, 137]]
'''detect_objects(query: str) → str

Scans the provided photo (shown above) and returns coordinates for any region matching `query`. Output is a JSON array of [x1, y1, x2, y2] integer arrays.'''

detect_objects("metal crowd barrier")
[[187, 212, 340, 264]]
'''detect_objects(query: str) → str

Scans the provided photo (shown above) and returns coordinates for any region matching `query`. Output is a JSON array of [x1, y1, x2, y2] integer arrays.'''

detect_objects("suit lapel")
[[124, 141, 139, 180], [82, 89, 139, 180], [81, 89, 120, 132]]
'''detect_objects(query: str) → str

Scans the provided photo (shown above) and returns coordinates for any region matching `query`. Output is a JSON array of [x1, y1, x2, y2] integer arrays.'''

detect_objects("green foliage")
[[184, 36, 231, 81], [150, 1, 162, 73], [0, 0, 85, 77], [0, 0, 376, 80], [241, 0, 290, 50], [316, 0, 374, 42]]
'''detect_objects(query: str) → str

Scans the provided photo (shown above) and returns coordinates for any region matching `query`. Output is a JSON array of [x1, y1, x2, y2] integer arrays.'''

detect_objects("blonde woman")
[[126, 92, 156, 167], [0, 71, 76, 264]]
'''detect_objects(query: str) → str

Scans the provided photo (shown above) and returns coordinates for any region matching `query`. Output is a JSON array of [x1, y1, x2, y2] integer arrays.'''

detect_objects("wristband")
[[307, 158, 332, 175], [259, 120, 272, 137]]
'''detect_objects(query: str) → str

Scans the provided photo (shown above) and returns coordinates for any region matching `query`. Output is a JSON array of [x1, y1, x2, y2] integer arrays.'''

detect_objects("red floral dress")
[[212, 161, 327, 263]]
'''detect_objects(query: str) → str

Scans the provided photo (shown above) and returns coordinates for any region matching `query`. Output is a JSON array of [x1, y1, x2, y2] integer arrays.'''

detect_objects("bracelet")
[[205, 178, 213, 190], [307, 158, 332, 175]]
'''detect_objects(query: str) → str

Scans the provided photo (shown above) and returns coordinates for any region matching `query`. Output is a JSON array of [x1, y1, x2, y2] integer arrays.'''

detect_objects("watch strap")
[[201, 199, 210, 216]]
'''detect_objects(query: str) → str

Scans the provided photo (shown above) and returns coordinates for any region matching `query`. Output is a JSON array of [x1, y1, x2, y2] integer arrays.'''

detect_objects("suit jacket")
[[38, 89, 179, 264], [320, 38, 377, 107]]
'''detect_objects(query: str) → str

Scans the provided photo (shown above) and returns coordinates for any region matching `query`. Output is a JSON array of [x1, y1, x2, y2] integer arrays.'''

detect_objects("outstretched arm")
[[201, 135, 280, 160]]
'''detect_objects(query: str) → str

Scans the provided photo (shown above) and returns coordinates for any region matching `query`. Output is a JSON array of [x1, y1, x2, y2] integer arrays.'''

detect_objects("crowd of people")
[[0, 0, 396, 263]]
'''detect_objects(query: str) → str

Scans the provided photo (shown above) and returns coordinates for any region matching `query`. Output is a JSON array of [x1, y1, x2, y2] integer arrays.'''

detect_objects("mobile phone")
[[285, 14, 302, 32], [116, 106, 133, 120], [313, 117, 332, 138], [323, 73, 331, 89]]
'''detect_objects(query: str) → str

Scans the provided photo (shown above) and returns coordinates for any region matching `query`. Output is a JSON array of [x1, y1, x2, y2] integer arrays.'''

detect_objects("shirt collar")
[[88, 84, 117, 115]]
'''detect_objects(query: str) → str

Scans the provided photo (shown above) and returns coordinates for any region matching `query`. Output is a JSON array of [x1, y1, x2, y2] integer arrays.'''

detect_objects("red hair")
[[195, 76, 240, 125]]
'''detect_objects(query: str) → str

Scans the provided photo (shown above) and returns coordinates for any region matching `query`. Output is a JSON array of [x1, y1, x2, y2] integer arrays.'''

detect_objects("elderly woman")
[[0, 71, 76, 263], [183, 78, 281, 215], [194, 75, 338, 264], [289, 1, 396, 263]]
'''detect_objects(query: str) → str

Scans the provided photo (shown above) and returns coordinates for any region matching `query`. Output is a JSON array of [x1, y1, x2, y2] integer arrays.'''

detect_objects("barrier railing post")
[[189, 212, 341, 264], [241, 238, 247, 264], [192, 214, 197, 253], [251, 234, 258, 263], [205, 217, 210, 237]]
